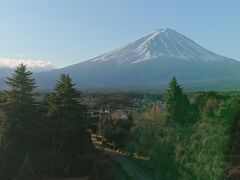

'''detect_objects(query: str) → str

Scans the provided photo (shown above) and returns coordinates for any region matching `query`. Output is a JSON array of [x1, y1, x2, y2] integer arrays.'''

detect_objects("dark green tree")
[[43, 74, 87, 176], [165, 76, 190, 123], [0, 64, 40, 179], [5, 63, 36, 106]]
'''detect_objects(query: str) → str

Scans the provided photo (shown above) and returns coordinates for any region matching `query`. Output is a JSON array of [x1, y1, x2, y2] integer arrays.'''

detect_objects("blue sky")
[[0, 0, 240, 68]]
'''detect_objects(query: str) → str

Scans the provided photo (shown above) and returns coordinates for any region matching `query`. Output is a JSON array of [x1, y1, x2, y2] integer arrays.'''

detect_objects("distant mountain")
[[0, 67, 14, 77], [89, 28, 230, 64], [0, 66, 55, 89], [35, 28, 240, 90], [0, 68, 14, 89]]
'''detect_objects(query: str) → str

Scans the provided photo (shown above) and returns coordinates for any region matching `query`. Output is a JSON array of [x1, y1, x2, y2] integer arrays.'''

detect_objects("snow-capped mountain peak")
[[35, 28, 240, 90], [90, 28, 228, 65]]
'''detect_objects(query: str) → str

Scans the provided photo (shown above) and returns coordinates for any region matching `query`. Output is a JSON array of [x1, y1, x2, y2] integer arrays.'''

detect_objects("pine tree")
[[0, 64, 39, 179], [165, 76, 190, 123], [5, 63, 36, 107], [3, 64, 38, 144], [43, 74, 87, 176]]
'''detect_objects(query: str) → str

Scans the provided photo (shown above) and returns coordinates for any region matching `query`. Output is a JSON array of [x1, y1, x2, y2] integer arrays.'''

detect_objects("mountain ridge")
[[87, 28, 233, 65], [26, 28, 240, 90]]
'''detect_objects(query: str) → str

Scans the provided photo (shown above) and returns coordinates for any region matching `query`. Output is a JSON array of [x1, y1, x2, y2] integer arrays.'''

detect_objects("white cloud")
[[0, 58, 55, 71]]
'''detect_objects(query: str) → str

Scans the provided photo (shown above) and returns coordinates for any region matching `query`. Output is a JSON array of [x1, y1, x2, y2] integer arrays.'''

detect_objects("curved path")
[[92, 138, 154, 180]]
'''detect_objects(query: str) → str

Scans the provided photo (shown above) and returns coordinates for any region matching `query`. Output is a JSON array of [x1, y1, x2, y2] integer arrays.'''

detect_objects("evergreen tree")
[[0, 64, 39, 179], [3, 64, 38, 144], [43, 74, 87, 176], [165, 76, 190, 123], [5, 63, 36, 106]]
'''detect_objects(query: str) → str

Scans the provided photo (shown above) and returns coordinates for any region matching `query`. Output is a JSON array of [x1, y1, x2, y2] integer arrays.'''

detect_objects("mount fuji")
[[90, 28, 230, 64], [35, 28, 240, 90]]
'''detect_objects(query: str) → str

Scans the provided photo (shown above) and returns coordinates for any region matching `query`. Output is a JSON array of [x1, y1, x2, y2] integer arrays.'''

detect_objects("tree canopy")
[[165, 76, 190, 123], [42, 74, 88, 176], [0, 64, 40, 179]]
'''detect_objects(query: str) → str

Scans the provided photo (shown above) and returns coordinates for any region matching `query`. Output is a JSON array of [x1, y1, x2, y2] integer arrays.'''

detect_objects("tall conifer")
[[0, 64, 38, 179], [165, 76, 190, 123], [43, 74, 87, 175]]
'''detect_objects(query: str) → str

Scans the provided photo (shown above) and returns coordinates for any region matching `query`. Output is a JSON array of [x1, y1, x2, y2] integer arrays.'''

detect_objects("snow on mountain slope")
[[34, 28, 240, 90], [90, 28, 228, 65]]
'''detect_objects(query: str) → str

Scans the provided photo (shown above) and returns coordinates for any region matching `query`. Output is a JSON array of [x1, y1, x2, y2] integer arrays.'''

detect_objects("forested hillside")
[[1, 65, 240, 179]]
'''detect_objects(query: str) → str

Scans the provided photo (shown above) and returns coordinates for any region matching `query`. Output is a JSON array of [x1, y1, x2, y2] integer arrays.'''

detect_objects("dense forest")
[[98, 78, 240, 179], [0, 64, 93, 179], [1, 64, 240, 179]]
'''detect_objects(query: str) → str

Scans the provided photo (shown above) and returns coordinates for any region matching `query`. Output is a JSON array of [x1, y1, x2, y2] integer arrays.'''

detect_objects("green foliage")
[[177, 97, 236, 179], [98, 113, 133, 148], [42, 74, 87, 176], [0, 108, 8, 139], [165, 76, 191, 123], [98, 114, 115, 142], [16, 154, 38, 180], [0, 67, 92, 179], [1, 65, 240, 179], [0, 64, 41, 179], [5, 63, 37, 106], [129, 105, 163, 155], [129, 104, 181, 179], [128, 78, 240, 179]]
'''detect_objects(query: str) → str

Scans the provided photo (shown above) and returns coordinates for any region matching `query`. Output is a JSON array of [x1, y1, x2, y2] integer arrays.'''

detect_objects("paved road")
[[92, 138, 154, 180]]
